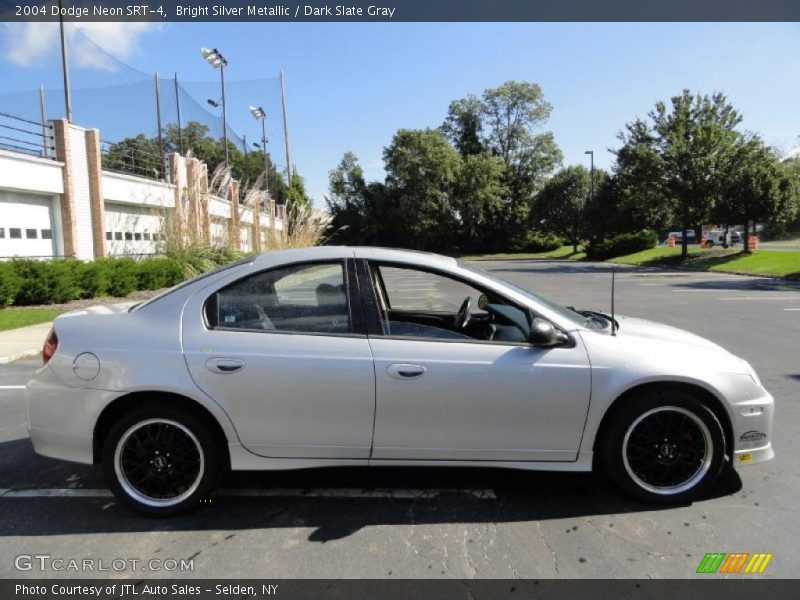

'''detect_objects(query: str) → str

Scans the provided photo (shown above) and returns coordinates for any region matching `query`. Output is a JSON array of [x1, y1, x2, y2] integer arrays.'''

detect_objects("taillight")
[[42, 328, 58, 364]]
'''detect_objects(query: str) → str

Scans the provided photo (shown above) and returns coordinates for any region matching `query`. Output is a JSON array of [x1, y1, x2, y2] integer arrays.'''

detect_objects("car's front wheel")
[[102, 406, 222, 516], [601, 390, 726, 503]]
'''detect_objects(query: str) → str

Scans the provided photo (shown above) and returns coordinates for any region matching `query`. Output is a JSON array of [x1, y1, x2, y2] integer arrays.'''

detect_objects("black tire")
[[600, 389, 726, 504], [102, 405, 223, 517]]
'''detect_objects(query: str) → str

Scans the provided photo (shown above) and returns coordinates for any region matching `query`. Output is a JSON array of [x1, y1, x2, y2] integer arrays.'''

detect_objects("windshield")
[[458, 261, 599, 328], [131, 256, 255, 311]]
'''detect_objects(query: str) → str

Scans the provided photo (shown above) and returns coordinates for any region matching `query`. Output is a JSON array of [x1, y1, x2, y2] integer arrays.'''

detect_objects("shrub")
[[96, 257, 139, 298], [135, 258, 184, 290], [517, 233, 564, 253], [163, 242, 247, 279], [73, 260, 109, 299], [0, 262, 23, 307], [9, 258, 80, 305], [584, 230, 658, 260]]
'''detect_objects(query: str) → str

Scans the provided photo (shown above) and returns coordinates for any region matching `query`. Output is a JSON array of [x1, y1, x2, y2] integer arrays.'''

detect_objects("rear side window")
[[209, 261, 351, 335]]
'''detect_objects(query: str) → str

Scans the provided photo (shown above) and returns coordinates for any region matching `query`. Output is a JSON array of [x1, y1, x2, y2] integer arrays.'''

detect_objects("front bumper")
[[724, 379, 775, 468]]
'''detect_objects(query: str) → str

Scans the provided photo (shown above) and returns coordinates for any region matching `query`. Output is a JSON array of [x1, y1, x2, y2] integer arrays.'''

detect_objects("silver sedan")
[[26, 247, 774, 515]]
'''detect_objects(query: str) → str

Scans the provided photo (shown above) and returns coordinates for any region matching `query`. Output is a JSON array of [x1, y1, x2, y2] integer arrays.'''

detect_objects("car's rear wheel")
[[601, 390, 726, 503], [102, 406, 222, 516]]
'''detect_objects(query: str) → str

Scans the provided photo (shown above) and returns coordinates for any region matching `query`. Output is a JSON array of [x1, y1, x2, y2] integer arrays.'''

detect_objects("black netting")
[[0, 23, 288, 175]]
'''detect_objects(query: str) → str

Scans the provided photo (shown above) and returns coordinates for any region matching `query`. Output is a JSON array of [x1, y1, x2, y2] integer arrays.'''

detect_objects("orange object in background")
[[701, 237, 708, 248], [748, 235, 759, 251], [667, 235, 676, 248]]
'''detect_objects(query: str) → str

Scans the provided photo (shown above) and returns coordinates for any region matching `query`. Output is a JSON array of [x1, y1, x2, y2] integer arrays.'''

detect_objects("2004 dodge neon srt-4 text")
[[26, 247, 774, 516]]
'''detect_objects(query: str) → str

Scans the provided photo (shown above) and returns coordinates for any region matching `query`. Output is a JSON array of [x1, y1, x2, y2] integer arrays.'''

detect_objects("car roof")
[[252, 246, 458, 270]]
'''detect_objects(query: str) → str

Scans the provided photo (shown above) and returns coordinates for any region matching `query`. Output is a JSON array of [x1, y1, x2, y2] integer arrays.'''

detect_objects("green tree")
[[716, 137, 797, 252], [582, 173, 639, 239], [614, 90, 742, 258], [453, 153, 509, 252], [480, 82, 562, 244], [102, 134, 162, 179], [442, 95, 485, 156], [536, 165, 606, 252], [326, 152, 371, 245], [383, 129, 462, 251]]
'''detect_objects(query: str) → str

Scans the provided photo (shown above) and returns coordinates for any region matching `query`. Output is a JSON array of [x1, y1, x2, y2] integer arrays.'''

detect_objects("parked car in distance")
[[702, 229, 742, 248], [665, 230, 697, 244], [26, 247, 774, 515]]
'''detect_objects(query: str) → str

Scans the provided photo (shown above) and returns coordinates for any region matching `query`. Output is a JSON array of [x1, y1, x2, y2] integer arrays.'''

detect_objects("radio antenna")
[[611, 268, 617, 336]]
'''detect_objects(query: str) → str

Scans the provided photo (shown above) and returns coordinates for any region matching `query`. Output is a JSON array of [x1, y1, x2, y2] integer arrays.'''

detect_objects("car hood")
[[615, 315, 726, 352]]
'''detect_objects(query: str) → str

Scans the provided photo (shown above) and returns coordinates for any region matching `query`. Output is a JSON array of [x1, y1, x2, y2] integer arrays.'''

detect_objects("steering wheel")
[[455, 296, 472, 330]]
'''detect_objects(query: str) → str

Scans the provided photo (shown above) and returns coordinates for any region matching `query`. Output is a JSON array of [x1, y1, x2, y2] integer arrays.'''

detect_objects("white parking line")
[[718, 297, 800, 301], [0, 385, 26, 390], [784, 308, 800, 311], [0, 487, 496, 500]]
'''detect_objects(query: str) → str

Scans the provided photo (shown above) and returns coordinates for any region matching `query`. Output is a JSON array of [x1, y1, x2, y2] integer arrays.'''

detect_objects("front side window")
[[371, 263, 529, 344], [211, 261, 351, 335]]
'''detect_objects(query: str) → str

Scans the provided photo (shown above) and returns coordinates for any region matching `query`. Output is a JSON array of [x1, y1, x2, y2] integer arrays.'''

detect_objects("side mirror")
[[528, 317, 561, 347]]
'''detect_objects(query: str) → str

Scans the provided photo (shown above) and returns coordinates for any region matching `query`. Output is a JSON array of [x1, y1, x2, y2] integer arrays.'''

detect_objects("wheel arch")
[[93, 391, 231, 468], [592, 381, 734, 462]]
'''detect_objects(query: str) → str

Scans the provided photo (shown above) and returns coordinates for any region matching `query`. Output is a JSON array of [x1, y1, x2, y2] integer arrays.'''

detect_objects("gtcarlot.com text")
[[14, 554, 194, 572]]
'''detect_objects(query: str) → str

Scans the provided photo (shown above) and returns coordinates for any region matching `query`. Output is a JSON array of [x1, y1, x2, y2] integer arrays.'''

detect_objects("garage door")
[[104, 202, 162, 256], [0, 191, 56, 258]]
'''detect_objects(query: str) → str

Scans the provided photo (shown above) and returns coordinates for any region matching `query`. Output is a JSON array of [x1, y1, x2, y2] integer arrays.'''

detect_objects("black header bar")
[[2, 0, 800, 22]]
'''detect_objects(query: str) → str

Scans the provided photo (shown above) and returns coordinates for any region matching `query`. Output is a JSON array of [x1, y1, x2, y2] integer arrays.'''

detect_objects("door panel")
[[181, 259, 376, 459], [369, 337, 592, 461]]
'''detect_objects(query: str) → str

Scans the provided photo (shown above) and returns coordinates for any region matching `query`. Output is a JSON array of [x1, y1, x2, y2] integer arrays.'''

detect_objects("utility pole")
[[200, 48, 229, 167], [585, 150, 594, 205], [220, 62, 229, 167], [242, 134, 249, 182], [279, 69, 293, 188], [174, 72, 183, 155], [260, 115, 269, 196], [154, 72, 164, 179], [39, 85, 49, 158], [57, 0, 73, 122]]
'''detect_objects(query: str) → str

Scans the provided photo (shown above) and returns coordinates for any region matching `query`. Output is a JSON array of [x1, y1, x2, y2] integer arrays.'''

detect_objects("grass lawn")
[[610, 246, 800, 278], [0, 308, 63, 332], [464, 246, 586, 261]]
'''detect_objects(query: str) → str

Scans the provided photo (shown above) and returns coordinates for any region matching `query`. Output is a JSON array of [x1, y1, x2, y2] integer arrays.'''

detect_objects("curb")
[[0, 349, 38, 365]]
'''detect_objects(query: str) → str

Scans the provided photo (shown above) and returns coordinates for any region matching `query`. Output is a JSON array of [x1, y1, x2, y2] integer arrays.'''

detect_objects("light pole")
[[249, 106, 269, 196], [584, 150, 594, 205], [57, 0, 73, 122], [242, 134, 249, 182], [200, 47, 229, 167]]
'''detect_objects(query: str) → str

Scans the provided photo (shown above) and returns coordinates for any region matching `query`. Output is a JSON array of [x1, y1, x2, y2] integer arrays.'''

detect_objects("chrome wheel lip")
[[114, 418, 205, 508], [622, 405, 713, 496]]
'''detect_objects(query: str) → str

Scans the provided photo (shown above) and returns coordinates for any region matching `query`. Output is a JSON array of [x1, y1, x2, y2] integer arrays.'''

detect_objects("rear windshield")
[[130, 257, 255, 311]]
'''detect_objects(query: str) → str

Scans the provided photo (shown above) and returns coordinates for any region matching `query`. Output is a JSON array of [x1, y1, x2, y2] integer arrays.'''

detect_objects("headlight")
[[741, 359, 762, 388]]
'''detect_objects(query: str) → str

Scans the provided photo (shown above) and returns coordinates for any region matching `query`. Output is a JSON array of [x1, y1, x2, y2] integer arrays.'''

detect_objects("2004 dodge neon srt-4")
[[26, 247, 774, 515]]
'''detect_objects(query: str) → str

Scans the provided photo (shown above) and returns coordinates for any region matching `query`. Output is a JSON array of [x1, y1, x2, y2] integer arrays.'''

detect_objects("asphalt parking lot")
[[0, 260, 798, 579]]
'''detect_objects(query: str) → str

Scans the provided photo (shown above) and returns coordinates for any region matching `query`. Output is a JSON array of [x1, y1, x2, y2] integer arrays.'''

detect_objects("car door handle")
[[206, 358, 244, 374], [387, 363, 427, 380]]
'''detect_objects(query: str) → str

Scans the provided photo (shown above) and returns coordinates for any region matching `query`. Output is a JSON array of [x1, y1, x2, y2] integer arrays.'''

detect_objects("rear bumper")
[[29, 426, 93, 464], [26, 364, 113, 465]]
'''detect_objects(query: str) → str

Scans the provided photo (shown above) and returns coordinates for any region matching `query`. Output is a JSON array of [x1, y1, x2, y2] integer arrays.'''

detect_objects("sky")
[[2, 22, 799, 206]]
